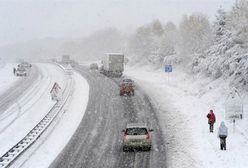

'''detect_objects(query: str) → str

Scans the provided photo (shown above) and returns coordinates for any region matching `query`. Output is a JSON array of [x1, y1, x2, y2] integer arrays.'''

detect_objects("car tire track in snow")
[[112, 77, 166, 168], [0, 66, 53, 134], [0, 63, 66, 157], [0, 64, 71, 168], [50, 66, 167, 168], [0, 66, 39, 116], [109, 78, 151, 168]]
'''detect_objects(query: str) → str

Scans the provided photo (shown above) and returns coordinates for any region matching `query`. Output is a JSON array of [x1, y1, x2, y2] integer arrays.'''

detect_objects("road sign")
[[165, 64, 172, 72], [50, 82, 62, 101], [225, 89, 243, 120], [65, 64, 73, 75], [50, 82, 61, 93]]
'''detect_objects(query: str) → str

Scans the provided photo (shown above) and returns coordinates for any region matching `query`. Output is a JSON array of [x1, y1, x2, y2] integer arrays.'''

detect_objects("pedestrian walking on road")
[[218, 121, 228, 150], [206, 109, 216, 133]]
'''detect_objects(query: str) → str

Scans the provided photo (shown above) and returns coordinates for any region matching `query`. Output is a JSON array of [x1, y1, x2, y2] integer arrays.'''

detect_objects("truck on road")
[[101, 53, 124, 77]]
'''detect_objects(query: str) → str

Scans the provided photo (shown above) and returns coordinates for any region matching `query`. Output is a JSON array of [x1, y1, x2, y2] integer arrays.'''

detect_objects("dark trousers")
[[209, 123, 214, 132], [219, 136, 227, 150]]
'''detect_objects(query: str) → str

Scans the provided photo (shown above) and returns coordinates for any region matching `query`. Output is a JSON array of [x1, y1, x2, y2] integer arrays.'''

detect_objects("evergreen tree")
[[214, 8, 228, 40], [212, 7, 233, 56]]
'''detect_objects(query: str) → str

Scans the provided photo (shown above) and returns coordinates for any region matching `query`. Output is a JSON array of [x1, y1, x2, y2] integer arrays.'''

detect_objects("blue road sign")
[[165, 64, 172, 72]]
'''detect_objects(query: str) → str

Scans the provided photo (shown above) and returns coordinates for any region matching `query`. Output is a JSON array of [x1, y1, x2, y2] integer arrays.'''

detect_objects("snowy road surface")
[[12, 64, 89, 168], [50, 66, 167, 168], [0, 63, 66, 158]]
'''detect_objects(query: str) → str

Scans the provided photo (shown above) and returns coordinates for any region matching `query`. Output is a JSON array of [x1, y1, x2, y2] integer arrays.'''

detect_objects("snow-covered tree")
[[127, 20, 167, 66], [214, 8, 228, 41], [151, 20, 164, 36], [230, 0, 248, 47], [179, 13, 212, 56], [160, 22, 178, 64], [148, 20, 165, 65], [127, 19, 180, 67], [192, 8, 233, 78], [127, 25, 153, 65], [212, 7, 233, 56], [192, 2, 248, 89]]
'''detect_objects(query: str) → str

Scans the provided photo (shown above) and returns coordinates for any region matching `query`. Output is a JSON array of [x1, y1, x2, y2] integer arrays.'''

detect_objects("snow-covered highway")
[[0, 64, 66, 159], [0, 63, 89, 168], [49, 65, 167, 168], [11, 64, 89, 168], [0, 65, 38, 117], [3, 62, 248, 168]]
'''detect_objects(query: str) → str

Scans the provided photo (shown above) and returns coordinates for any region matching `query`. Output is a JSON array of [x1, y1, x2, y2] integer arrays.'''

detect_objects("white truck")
[[102, 53, 124, 77]]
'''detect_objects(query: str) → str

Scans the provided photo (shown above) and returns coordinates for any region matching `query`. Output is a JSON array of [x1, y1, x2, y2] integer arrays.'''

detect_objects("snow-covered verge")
[[0, 60, 5, 69], [12, 67, 89, 168], [125, 65, 248, 168], [0, 63, 67, 156], [0, 63, 18, 95]]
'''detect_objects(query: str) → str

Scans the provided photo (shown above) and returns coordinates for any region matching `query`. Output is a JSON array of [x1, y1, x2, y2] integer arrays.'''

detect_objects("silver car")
[[122, 123, 153, 151]]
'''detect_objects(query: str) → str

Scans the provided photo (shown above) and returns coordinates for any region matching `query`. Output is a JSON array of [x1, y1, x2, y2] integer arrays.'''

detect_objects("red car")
[[120, 79, 135, 96]]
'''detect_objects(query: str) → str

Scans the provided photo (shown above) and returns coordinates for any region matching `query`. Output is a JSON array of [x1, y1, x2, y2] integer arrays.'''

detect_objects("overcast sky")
[[0, 0, 234, 46]]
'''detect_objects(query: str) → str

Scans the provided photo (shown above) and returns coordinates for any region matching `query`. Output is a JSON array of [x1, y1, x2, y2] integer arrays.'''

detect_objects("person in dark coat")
[[206, 109, 216, 132], [218, 121, 228, 150]]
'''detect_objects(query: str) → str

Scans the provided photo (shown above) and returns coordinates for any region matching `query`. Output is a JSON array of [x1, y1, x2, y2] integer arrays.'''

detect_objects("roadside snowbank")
[[125, 65, 248, 168]]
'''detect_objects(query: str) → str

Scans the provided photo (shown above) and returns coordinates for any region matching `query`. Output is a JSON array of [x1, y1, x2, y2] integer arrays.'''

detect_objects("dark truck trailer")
[[120, 79, 135, 96]]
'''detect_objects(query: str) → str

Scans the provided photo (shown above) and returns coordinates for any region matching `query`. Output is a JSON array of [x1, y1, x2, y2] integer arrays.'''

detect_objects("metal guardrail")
[[0, 75, 74, 168]]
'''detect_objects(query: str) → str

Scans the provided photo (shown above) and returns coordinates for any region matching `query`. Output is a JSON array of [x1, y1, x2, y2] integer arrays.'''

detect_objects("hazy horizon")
[[0, 0, 234, 47]]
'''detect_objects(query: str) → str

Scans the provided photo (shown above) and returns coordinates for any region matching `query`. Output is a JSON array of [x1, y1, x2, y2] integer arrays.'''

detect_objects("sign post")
[[164, 64, 172, 84], [50, 82, 62, 101], [65, 64, 73, 76], [225, 89, 243, 132]]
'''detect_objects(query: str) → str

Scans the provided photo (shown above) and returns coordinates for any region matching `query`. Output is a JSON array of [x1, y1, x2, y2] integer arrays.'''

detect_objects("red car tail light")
[[124, 133, 127, 140], [145, 133, 150, 139]]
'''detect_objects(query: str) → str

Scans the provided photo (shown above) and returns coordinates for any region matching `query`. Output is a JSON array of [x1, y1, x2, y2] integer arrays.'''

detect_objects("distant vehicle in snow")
[[89, 63, 98, 70], [120, 78, 135, 96], [122, 123, 153, 151], [70, 60, 77, 67], [61, 55, 71, 64], [101, 53, 124, 77], [99, 65, 104, 74], [60, 55, 77, 67], [15, 66, 27, 76], [18, 62, 32, 68]]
